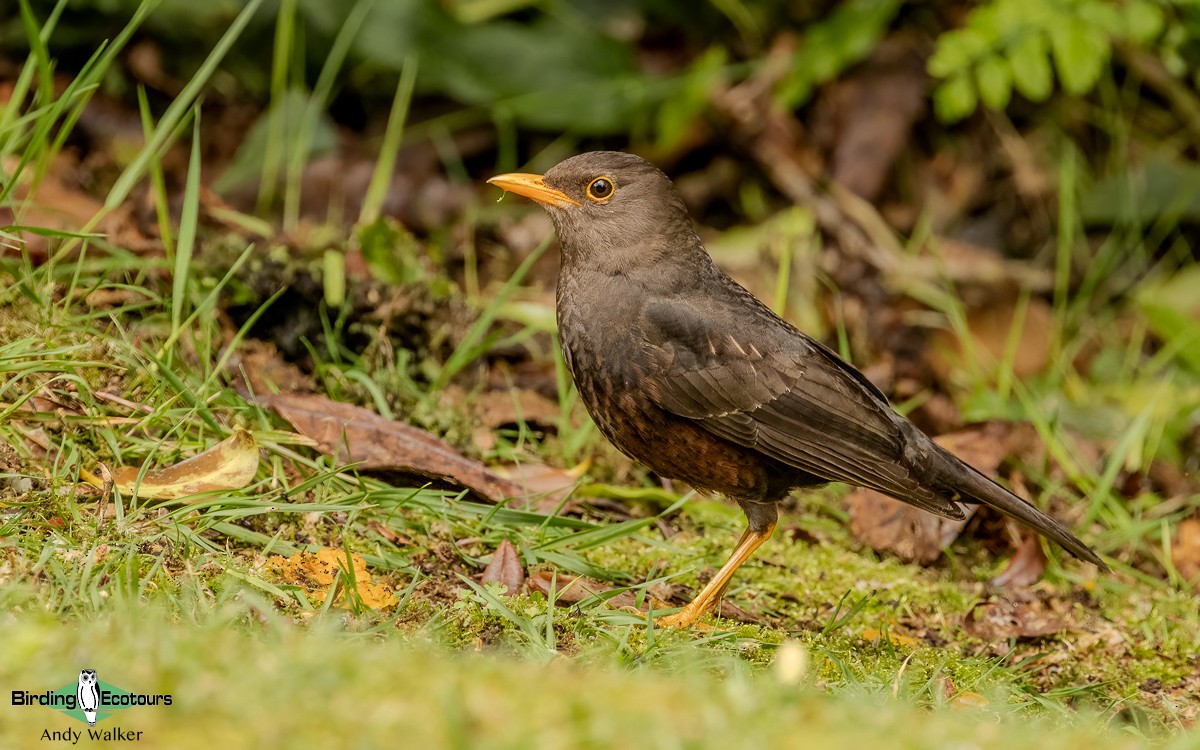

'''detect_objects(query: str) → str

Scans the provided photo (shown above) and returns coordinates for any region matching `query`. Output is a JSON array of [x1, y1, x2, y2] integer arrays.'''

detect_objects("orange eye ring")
[[586, 176, 616, 202]]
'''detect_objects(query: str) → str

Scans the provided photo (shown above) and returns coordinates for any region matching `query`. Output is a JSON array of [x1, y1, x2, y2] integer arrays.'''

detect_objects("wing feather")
[[638, 301, 963, 520]]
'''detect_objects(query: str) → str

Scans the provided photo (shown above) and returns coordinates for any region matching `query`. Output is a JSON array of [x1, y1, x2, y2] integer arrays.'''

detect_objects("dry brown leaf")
[[823, 36, 926, 202], [990, 534, 1048, 589], [266, 548, 396, 610], [472, 389, 561, 430], [929, 295, 1054, 384], [963, 597, 1070, 640], [847, 422, 1032, 564], [525, 569, 640, 609], [846, 489, 974, 565], [480, 539, 525, 594], [0, 154, 156, 260], [1172, 518, 1200, 587], [0, 155, 103, 260], [490, 461, 588, 513], [227, 340, 314, 395], [263, 393, 522, 503], [105, 428, 259, 500]]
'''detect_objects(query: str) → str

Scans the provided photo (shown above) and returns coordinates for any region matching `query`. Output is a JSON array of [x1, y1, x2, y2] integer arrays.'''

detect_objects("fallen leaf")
[[1172, 518, 1200, 587], [822, 35, 926, 202], [847, 422, 1031, 564], [846, 489, 974, 565], [928, 295, 1055, 384], [480, 539, 525, 594], [227, 339, 314, 395], [990, 534, 1048, 589], [490, 460, 589, 512], [263, 393, 522, 503], [266, 548, 396, 610], [0, 155, 103, 260], [472, 388, 562, 430], [963, 597, 1070, 640], [0, 153, 155, 261], [950, 691, 991, 709], [102, 428, 259, 500], [861, 627, 920, 648], [525, 569, 640, 609]]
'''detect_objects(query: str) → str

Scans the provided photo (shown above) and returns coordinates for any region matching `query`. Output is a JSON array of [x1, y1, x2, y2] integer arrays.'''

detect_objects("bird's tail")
[[930, 445, 1109, 571]]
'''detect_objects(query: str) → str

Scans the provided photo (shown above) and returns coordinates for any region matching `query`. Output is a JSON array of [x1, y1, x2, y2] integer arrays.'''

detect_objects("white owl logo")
[[77, 669, 99, 726]]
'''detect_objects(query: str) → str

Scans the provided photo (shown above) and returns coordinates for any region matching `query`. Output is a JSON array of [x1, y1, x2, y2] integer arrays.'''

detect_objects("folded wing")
[[636, 300, 964, 520]]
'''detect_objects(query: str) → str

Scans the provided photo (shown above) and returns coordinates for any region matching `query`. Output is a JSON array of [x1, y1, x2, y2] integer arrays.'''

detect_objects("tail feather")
[[931, 447, 1108, 571]]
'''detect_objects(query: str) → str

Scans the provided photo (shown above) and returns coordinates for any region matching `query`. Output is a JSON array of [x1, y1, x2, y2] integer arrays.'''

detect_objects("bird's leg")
[[655, 522, 776, 628]]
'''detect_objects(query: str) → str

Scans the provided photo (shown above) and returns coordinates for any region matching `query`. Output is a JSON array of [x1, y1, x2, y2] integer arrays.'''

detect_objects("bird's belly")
[[563, 336, 768, 499]]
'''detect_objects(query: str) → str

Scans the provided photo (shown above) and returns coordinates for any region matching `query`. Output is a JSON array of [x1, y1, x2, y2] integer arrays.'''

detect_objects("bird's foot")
[[654, 613, 723, 630], [653, 596, 721, 629]]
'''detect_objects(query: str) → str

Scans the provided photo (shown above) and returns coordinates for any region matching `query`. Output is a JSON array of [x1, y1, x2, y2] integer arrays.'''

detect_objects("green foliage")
[[654, 46, 727, 151], [1082, 158, 1200, 226], [345, 0, 643, 135], [1135, 264, 1200, 376], [775, 0, 903, 108], [928, 0, 1171, 122], [212, 89, 338, 196]]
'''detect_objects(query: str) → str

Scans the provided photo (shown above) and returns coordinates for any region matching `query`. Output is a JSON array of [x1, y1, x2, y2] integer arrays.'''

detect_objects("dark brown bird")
[[488, 152, 1106, 628]]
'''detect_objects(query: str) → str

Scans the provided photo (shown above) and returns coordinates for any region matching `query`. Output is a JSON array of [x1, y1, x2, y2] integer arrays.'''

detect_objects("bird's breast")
[[556, 272, 770, 499]]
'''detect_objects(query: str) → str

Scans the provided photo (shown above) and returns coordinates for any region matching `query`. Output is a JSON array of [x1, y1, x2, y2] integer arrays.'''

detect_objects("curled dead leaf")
[[262, 392, 522, 503], [846, 488, 974, 565], [99, 428, 259, 500], [480, 539, 525, 594], [990, 534, 1048, 589]]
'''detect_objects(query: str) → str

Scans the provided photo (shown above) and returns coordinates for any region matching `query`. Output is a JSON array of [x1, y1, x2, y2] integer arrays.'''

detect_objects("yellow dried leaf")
[[266, 548, 396, 610], [107, 428, 259, 500], [950, 691, 990, 709], [861, 628, 919, 648]]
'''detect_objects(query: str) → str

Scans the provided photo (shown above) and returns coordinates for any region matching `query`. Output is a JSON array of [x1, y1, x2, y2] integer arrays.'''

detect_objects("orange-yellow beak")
[[487, 173, 580, 208]]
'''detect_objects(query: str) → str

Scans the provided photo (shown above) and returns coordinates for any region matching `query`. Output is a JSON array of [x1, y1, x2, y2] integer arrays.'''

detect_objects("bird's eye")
[[586, 176, 615, 202]]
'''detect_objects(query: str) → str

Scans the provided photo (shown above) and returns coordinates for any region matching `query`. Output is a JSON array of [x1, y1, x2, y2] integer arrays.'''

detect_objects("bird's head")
[[488, 151, 698, 271]]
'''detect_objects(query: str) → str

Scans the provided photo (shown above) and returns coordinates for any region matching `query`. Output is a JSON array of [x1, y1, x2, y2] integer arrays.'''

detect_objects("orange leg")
[[655, 522, 776, 628]]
